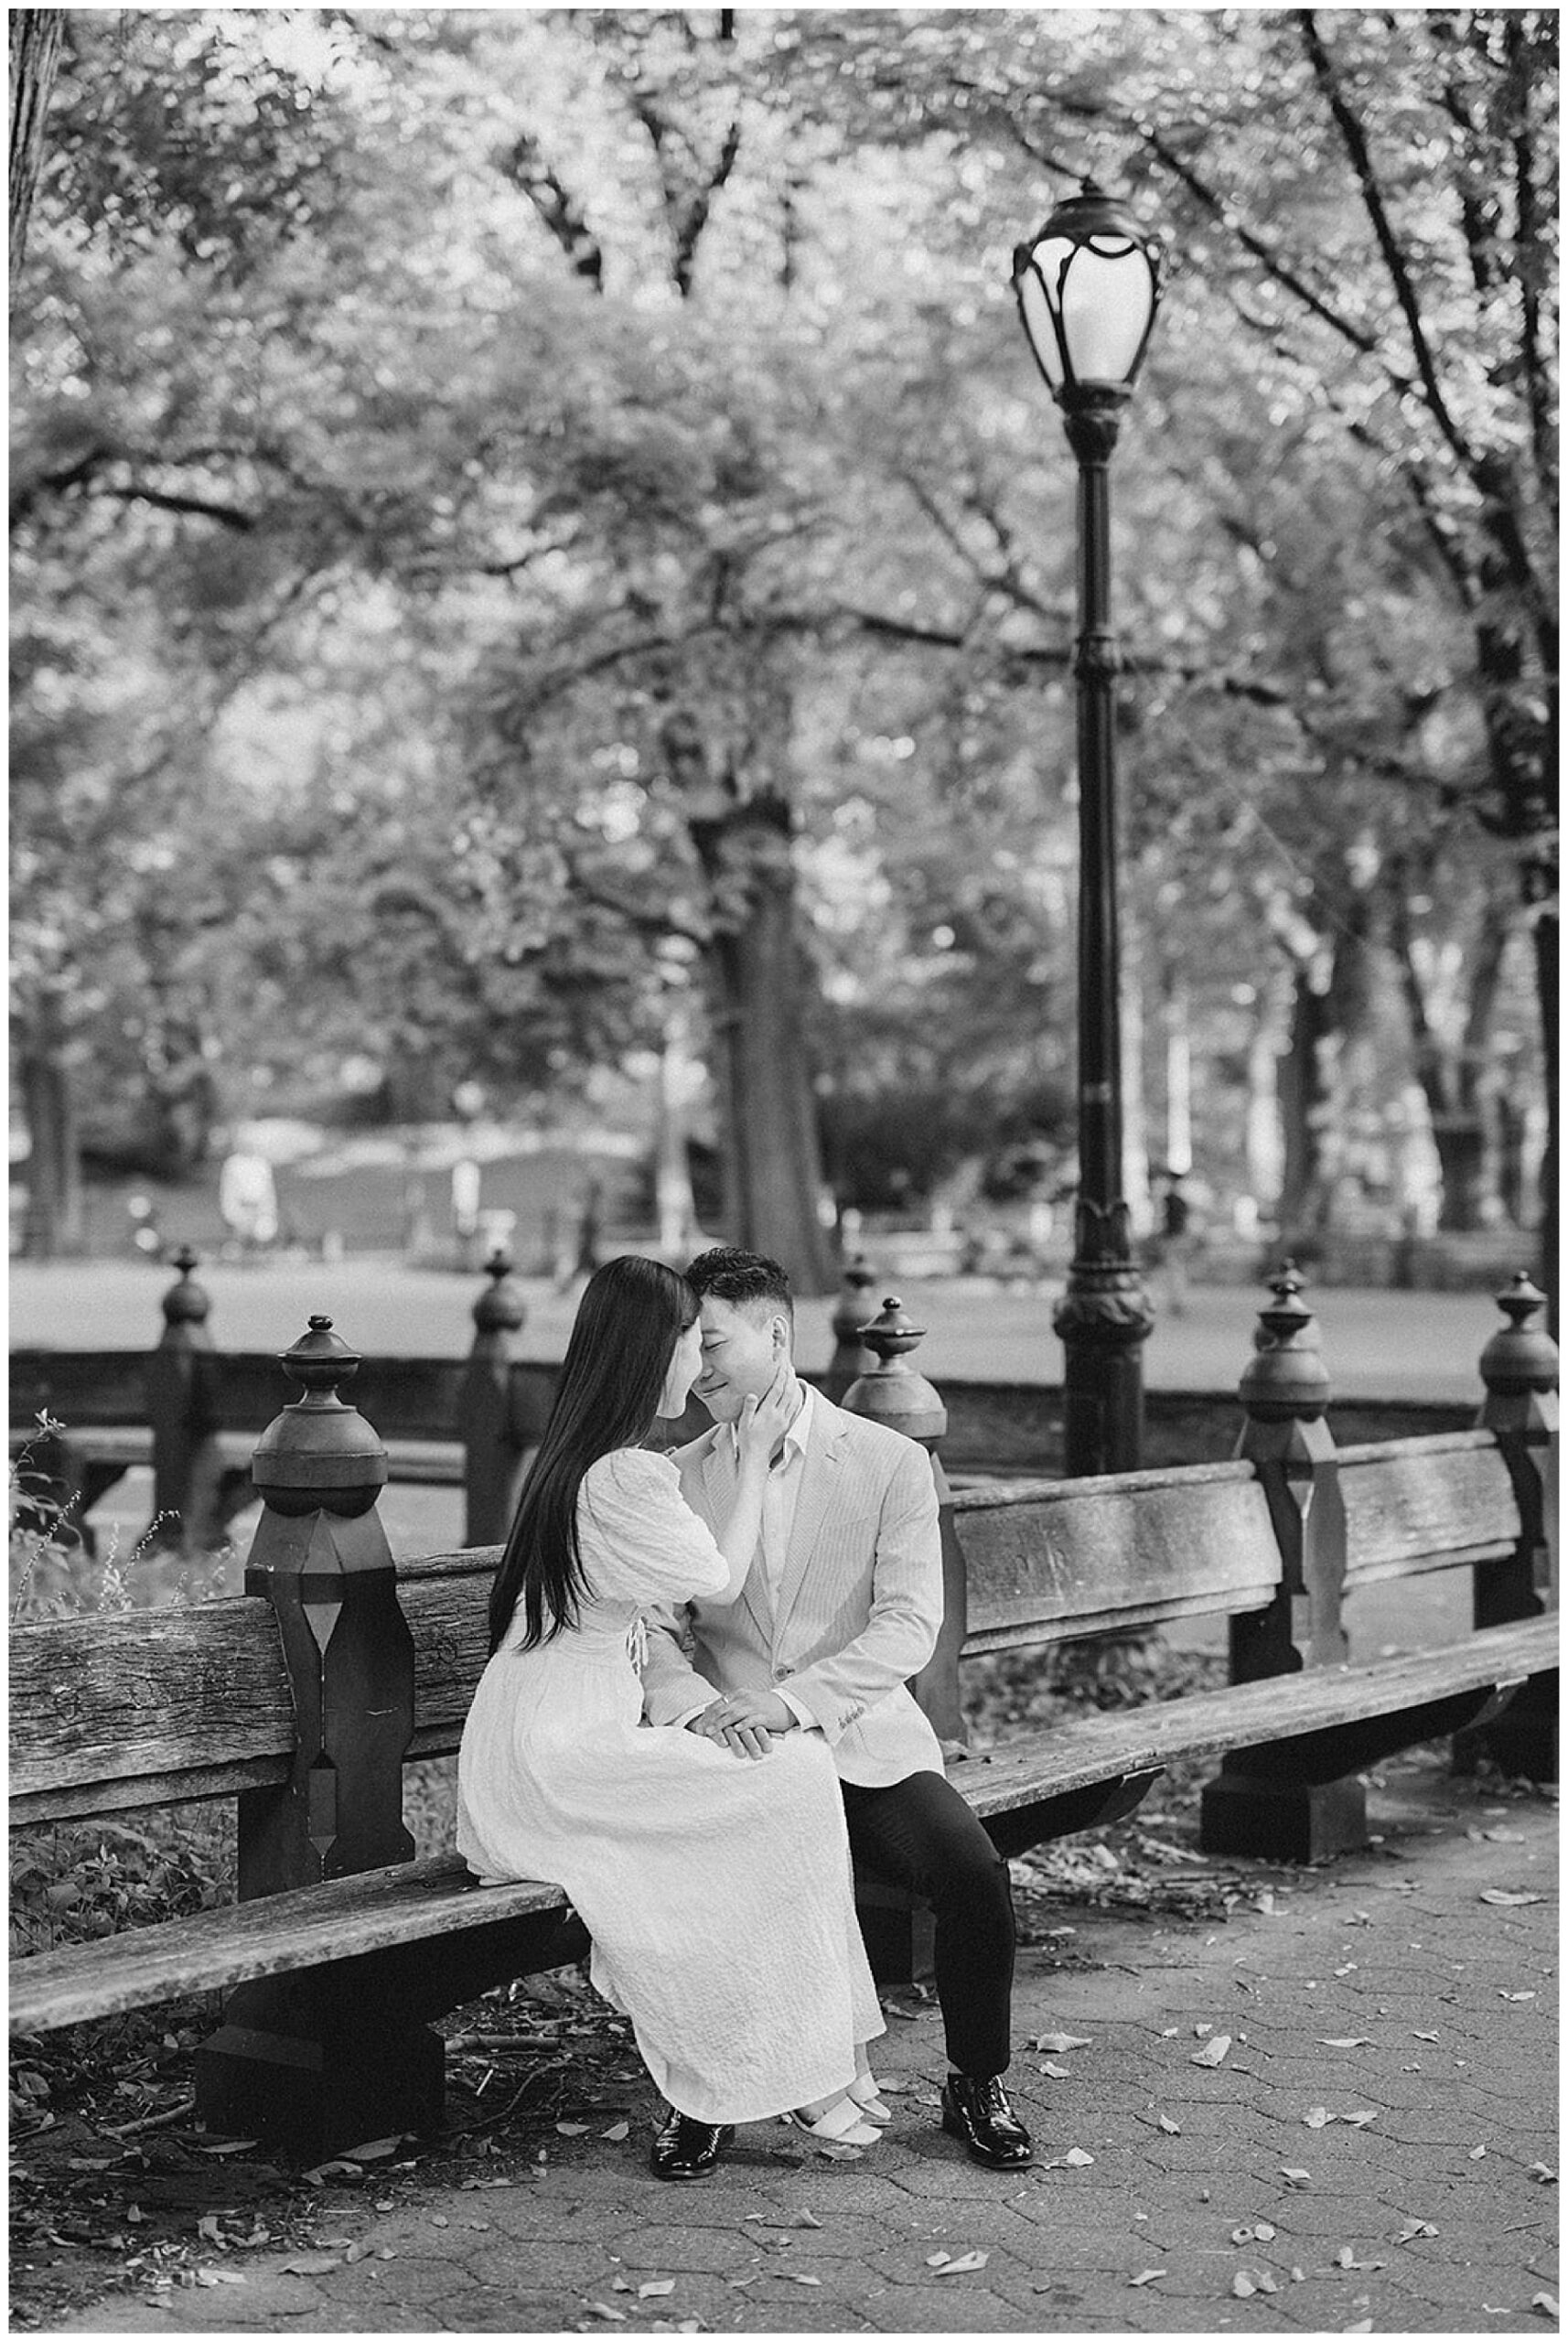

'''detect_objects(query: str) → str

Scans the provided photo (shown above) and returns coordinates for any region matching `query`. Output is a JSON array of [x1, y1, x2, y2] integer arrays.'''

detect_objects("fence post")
[[1456, 1271, 1559, 1780], [842, 1295, 966, 1987], [145, 1245, 224, 1554], [822, 1254, 878, 1402], [456, 1247, 534, 1546], [193, 1316, 436, 2158], [1199, 1263, 1361, 1862]]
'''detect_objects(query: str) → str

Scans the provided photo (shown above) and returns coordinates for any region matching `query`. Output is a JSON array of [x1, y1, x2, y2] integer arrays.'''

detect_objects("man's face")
[[694, 1295, 790, 1421]]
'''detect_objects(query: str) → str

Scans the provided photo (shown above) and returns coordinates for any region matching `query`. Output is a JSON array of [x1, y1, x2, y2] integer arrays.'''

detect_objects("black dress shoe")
[[940, 2073, 1034, 2169], [650, 2107, 735, 2181]]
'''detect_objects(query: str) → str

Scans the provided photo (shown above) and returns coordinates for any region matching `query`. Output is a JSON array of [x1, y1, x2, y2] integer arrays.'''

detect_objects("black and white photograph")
[[9, 6, 1558, 2335]]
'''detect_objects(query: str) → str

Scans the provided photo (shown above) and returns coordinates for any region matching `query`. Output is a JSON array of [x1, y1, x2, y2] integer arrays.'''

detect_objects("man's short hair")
[[685, 1247, 794, 1322]]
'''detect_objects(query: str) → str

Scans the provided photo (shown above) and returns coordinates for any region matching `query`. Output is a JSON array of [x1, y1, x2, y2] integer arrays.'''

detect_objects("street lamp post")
[[1012, 179, 1161, 1476]]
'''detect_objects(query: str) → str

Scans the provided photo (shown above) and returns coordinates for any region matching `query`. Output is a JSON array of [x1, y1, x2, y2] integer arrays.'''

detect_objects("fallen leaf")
[[1194, 2021, 1213, 2036], [194, 2269, 247, 2288], [1412, 2030, 1439, 2042], [1501, 1991, 1538, 2002], [612, 2276, 633, 2292], [302, 2160, 361, 2185], [282, 2252, 343, 2275], [1342, 2111, 1380, 2127], [1037, 2060, 1070, 2079], [639, 2281, 676, 2299], [1156, 2115, 1181, 2135], [1254, 2271, 1280, 2294], [935, 2251, 989, 2274], [341, 2137, 403, 2162], [1061, 2146, 1093, 2166], [556, 2122, 591, 2136], [789, 2274, 822, 2285], [925, 2252, 950, 2268], [601, 2122, 630, 2143], [1342, 2322, 1374, 2334], [798, 2210, 822, 2228], [1032, 2032, 1091, 2053], [1279, 2167, 1312, 2186], [1232, 2273, 1256, 2298], [1529, 2162, 1556, 2184], [1393, 2219, 1438, 2242], [585, 2305, 628, 2324], [1532, 2293, 1558, 2318], [1130, 2269, 1167, 2286], [1159, 2025, 1179, 2037], [198, 2215, 225, 2245], [815, 2141, 863, 2162], [1321, 2037, 1373, 2048], [1305, 2107, 1333, 2128], [1190, 2035, 1231, 2068], [429, 2214, 449, 2229], [196, 2141, 259, 2156], [1469, 2144, 1487, 2160], [1480, 1889, 1542, 1906]]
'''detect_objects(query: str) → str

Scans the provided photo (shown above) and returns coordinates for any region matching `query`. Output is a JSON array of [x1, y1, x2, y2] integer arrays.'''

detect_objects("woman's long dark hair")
[[487, 1254, 699, 1654]]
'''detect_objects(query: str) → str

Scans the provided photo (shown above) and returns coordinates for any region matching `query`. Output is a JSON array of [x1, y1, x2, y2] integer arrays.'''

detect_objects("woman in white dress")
[[457, 1254, 887, 2180]]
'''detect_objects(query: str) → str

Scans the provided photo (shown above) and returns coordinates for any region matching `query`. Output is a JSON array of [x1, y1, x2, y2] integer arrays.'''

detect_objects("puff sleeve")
[[578, 1448, 731, 1605]]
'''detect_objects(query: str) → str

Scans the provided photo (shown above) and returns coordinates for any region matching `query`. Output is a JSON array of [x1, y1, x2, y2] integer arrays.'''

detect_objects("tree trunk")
[[9, 10, 63, 297], [1275, 955, 1336, 1240], [1528, 873, 1558, 1329], [672, 712, 835, 1295], [1390, 868, 1510, 1235], [693, 797, 834, 1295], [18, 989, 84, 1258]]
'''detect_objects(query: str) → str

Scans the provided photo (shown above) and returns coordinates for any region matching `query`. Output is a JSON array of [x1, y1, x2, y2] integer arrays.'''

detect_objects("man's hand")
[[687, 1691, 797, 1760]]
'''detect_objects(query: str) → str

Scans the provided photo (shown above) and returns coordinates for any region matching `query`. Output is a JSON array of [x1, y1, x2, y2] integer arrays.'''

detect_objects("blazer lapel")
[[702, 1432, 772, 1642], [772, 1404, 848, 1649]]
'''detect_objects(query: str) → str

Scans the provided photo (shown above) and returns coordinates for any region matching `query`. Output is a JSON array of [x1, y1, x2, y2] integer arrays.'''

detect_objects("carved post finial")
[[161, 1244, 210, 1328], [841, 1299, 964, 1765], [472, 1245, 527, 1338], [460, 1248, 537, 1544], [1240, 1261, 1331, 1422], [1479, 1271, 1560, 1410], [823, 1254, 879, 1400]]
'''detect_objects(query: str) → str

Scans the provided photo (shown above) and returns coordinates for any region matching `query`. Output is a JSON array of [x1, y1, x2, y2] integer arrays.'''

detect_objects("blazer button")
[[773, 1666, 790, 1682]]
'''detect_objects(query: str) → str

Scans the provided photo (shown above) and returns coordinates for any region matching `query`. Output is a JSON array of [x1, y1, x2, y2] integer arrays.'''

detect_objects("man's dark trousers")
[[841, 1769, 1015, 2080]]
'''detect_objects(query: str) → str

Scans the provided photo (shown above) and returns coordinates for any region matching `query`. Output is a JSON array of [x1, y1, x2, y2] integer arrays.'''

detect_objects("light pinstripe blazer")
[[640, 1392, 946, 1789]]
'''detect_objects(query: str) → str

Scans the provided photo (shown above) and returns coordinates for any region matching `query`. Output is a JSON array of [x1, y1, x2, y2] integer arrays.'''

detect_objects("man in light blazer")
[[641, 1247, 1032, 2169]]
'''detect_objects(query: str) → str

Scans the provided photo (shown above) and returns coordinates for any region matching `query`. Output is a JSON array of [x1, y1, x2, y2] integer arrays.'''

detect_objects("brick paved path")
[[48, 1754, 1557, 2337]]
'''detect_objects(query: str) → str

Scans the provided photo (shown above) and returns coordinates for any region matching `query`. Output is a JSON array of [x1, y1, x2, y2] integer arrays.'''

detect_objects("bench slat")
[[9, 1602, 294, 1821], [1338, 1433, 1520, 1587], [953, 1615, 1558, 1820], [9, 1857, 567, 2036], [951, 1463, 1281, 1649]]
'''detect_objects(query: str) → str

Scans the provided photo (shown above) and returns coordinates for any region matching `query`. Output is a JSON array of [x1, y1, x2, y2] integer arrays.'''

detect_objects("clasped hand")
[[689, 1687, 797, 1760]]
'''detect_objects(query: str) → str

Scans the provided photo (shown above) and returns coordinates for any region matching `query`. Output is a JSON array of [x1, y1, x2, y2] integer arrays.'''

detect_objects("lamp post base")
[[1053, 1219, 1154, 1477]]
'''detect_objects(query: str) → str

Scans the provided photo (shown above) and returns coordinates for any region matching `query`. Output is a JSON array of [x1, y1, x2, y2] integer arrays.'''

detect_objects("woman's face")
[[656, 1318, 703, 1419]]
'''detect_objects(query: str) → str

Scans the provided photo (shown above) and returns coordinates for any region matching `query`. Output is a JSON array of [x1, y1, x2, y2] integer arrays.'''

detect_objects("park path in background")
[[6, 1262, 1512, 1402], [37, 1750, 1558, 2336]]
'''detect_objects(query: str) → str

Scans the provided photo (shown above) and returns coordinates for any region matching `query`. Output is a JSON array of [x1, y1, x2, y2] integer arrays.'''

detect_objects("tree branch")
[[1296, 11, 1477, 476]]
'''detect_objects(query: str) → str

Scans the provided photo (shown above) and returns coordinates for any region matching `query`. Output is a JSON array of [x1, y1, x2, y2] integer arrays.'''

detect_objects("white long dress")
[[456, 1445, 885, 2125]]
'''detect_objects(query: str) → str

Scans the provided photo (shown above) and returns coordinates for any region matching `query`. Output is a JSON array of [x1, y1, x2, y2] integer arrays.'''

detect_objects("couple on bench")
[[456, 1247, 1032, 2180]]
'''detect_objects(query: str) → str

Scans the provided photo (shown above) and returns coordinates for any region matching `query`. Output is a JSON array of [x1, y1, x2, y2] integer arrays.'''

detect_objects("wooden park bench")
[[9, 1270, 1555, 2161]]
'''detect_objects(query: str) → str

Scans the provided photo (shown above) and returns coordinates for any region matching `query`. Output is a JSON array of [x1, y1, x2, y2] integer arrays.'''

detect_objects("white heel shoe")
[[846, 2074, 893, 2123], [781, 2095, 882, 2146]]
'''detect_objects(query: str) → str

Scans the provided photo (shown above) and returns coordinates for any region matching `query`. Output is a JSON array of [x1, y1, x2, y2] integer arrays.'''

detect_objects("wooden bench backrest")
[[950, 1461, 1281, 1652], [8, 1552, 503, 1827], [12, 1425, 1536, 1830], [1337, 1430, 1520, 1587]]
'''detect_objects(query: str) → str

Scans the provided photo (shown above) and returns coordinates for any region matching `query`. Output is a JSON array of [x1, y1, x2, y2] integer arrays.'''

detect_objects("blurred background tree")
[[9, 7, 1555, 1294]]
